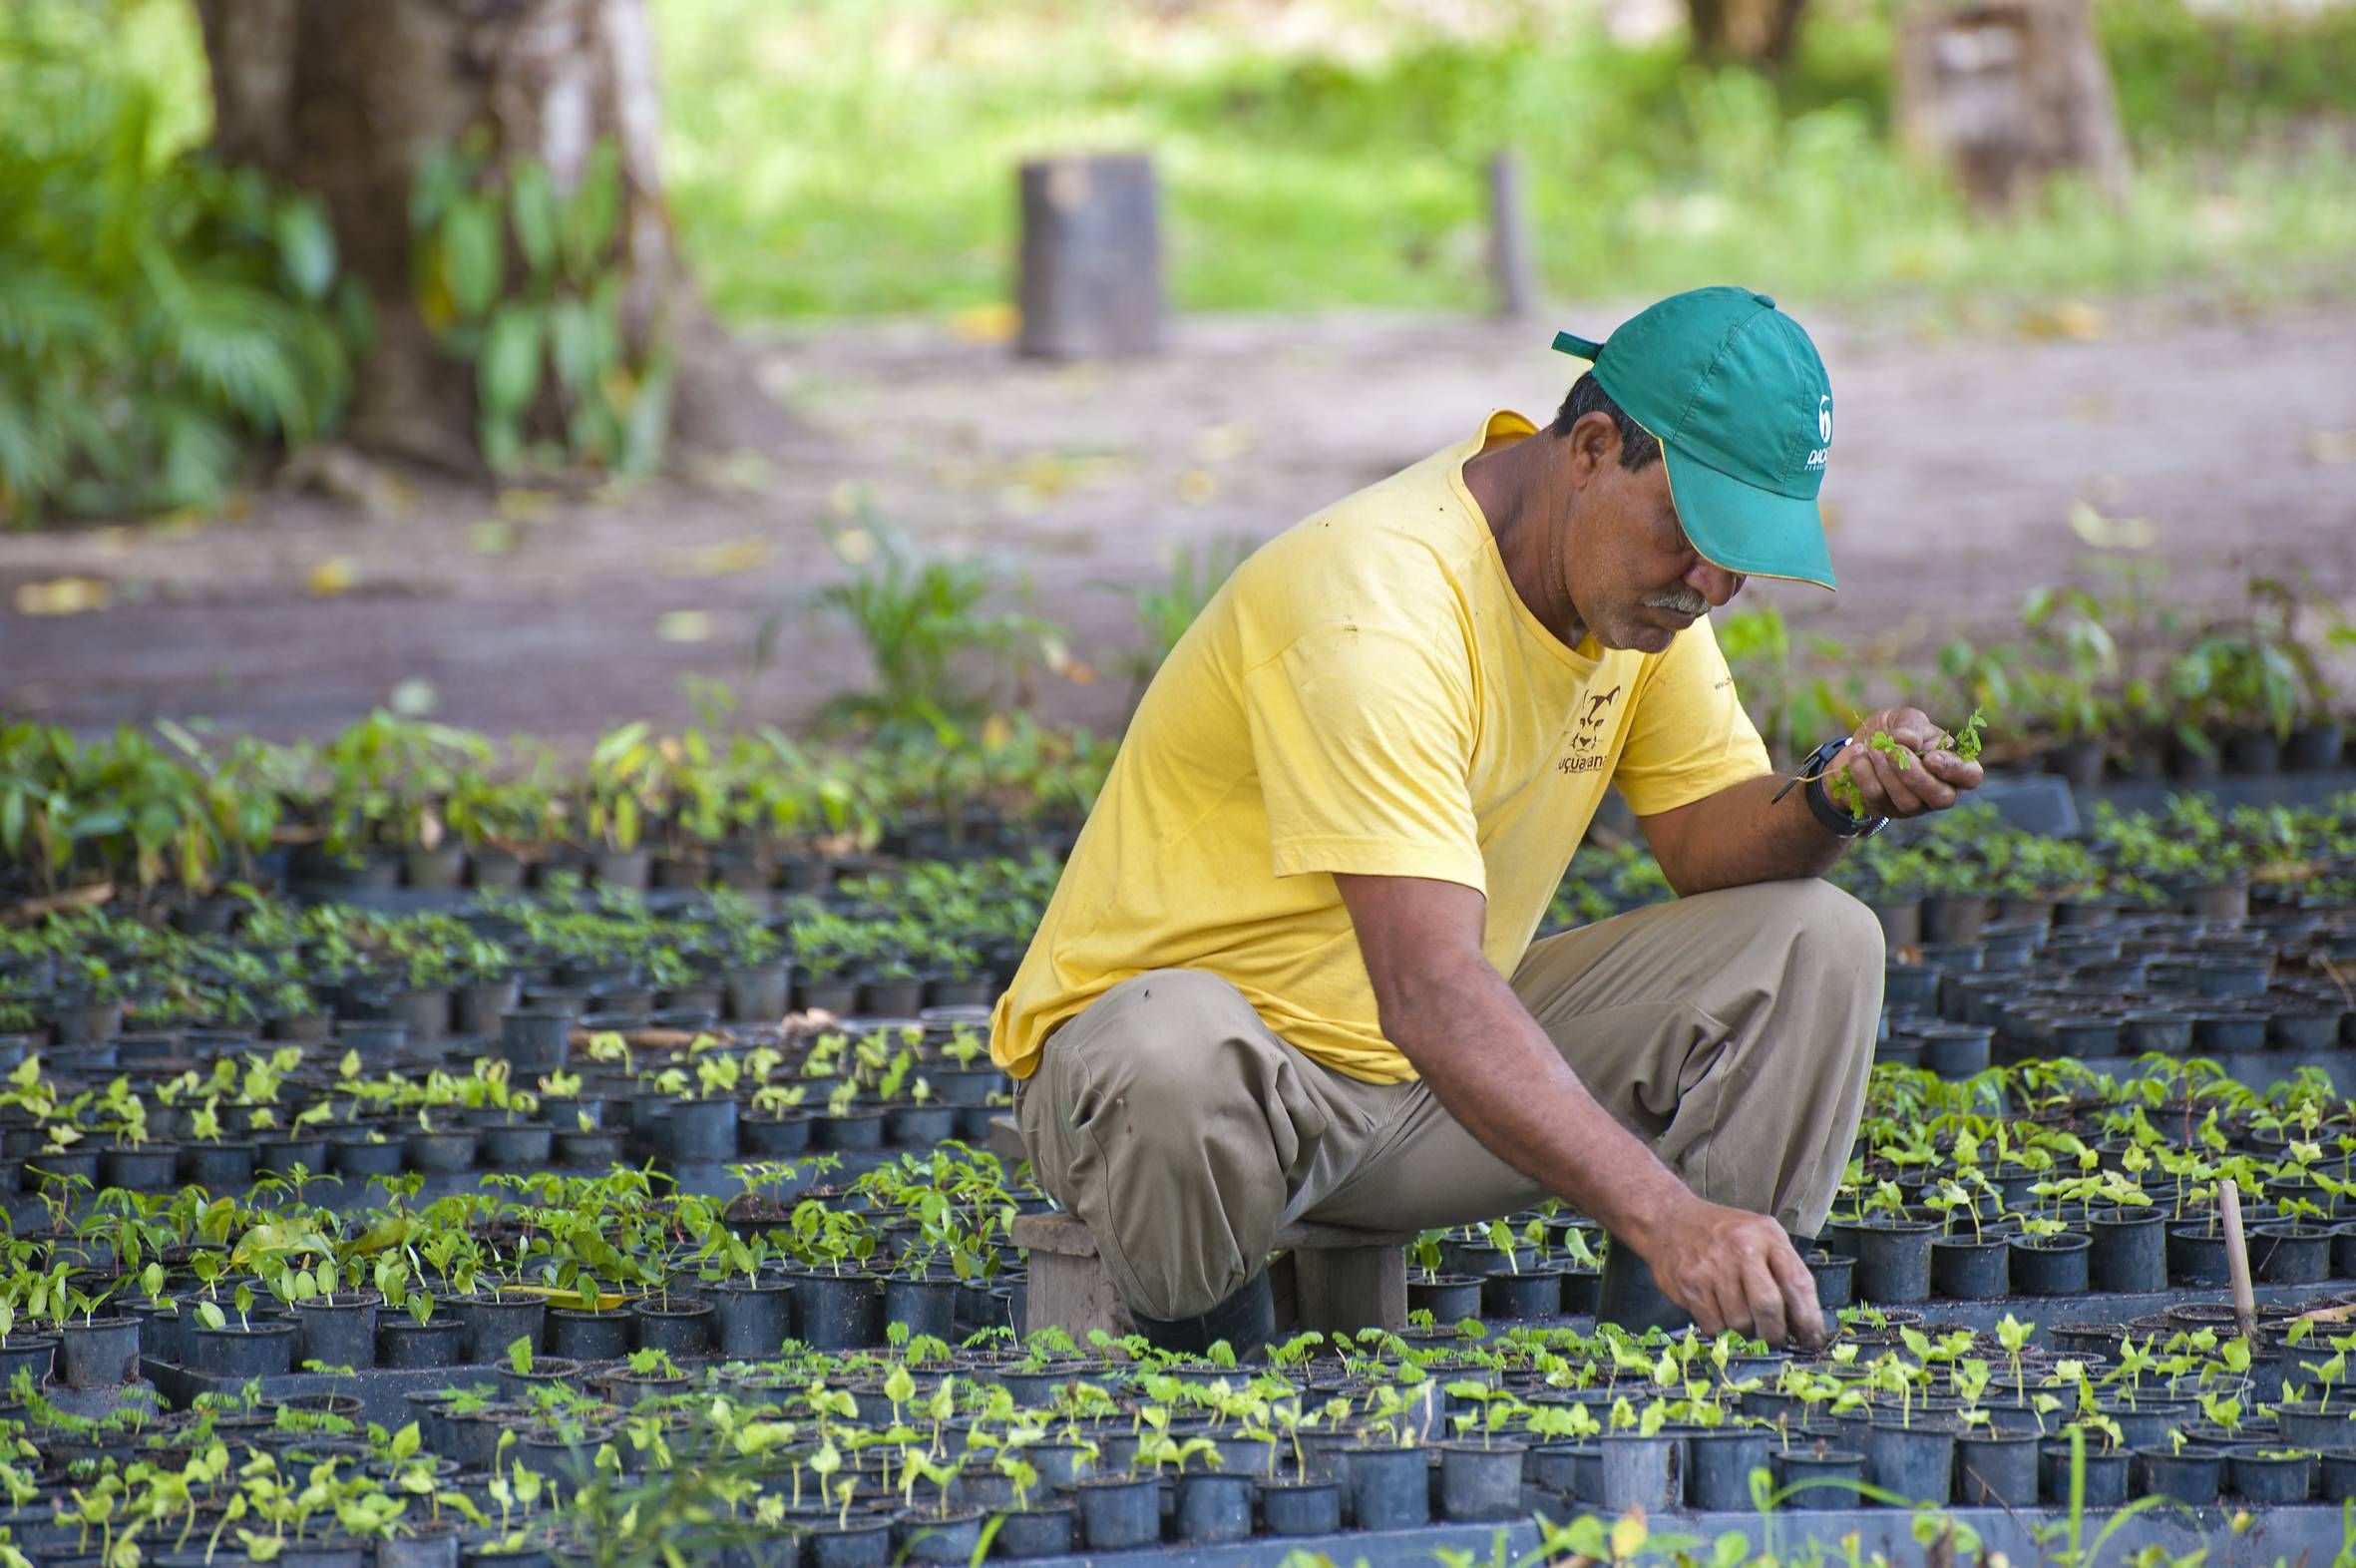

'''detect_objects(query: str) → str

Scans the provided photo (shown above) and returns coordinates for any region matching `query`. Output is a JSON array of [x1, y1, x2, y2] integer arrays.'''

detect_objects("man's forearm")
[[1652, 772, 1849, 896], [1375, 950, 1695, 1245]]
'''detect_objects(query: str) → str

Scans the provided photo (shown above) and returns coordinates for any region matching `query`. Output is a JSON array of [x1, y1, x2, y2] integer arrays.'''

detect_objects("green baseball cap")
[[1552, 286, 1836, 589]]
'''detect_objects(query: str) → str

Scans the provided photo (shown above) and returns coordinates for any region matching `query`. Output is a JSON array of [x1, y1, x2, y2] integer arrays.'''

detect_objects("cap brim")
[[1661, 443, 1836, 590]]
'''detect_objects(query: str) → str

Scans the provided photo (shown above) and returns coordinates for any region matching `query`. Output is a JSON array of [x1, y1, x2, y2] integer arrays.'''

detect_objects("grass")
[[652, 0, 2356, 322]]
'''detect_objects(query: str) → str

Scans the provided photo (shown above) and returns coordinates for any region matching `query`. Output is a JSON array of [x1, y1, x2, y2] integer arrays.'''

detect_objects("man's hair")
[[1551, 371, 1661, 471]]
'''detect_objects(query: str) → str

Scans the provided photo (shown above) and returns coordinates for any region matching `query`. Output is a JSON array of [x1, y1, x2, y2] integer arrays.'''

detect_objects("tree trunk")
[[1687, 0, 1811, 67], [1895, 0, 2132, 213], [193, 0, 683, 470]]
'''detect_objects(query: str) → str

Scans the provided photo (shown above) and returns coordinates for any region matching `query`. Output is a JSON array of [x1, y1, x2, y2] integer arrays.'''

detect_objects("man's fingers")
[[1920, 753, 1985, 792], [1836, 748, 1889, 815], [1741, 1250, 1787, 1348], [1875, 744, 1955, 811], [1767, 1240, 1827, 1350], [1862, 748, 1927, 815]]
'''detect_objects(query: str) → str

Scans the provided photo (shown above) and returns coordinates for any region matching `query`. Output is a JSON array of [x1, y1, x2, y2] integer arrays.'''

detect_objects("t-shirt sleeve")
[[1612, 612, 1772, 816], [1243, 621, 1487, 891]]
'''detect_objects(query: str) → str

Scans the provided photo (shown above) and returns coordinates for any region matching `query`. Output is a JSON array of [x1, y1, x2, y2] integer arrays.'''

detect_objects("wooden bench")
[[1008, 1209, 1415, 1342]]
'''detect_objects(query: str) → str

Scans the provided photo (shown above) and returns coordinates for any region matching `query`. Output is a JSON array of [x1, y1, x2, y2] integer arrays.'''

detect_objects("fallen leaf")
[[13, 577, 111, 616], [2066, 500, 2155, 551], [2305, 430, 2356, 465], [666, 537, 770, 578], [656, 609, 713, 643], [308, 558, 358, 596], [469, 522, 520, 555], [2020, 299, 2108, 341], [949, 302, 1019, 344], [497, 488, 557, 523], [1196, 422, 1254, 463], [388, 679, 438, 717]]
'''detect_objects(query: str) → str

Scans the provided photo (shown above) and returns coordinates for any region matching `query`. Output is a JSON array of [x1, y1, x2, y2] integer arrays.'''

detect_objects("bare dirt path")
[[5, 296, 2354, 749]]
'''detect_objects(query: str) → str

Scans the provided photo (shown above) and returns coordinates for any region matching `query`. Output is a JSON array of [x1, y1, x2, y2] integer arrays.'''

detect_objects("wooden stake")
[[2219, 1178, 2258, 1345], [1486, 151, 1536, 319]]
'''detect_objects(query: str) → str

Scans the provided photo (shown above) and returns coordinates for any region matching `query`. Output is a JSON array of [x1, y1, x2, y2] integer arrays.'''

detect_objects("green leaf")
[[441, 196, 506, 320], [561, 140, 624, 280], [274, 199, 337, 300], [510, 162, 560, 278], [548, 298, 599, 396], [478, 303, 545, 421]]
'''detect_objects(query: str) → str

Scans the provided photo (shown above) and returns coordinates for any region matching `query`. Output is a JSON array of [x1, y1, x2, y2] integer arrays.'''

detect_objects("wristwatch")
[[1797, 735, 1888, 840]]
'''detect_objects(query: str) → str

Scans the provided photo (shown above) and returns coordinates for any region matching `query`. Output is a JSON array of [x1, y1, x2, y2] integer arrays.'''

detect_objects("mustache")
[[1643, 588, 1710, 615]]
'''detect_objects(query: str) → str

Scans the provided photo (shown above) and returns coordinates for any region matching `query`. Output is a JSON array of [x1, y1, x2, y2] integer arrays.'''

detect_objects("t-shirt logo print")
[[1558, 685, 1621, 775]]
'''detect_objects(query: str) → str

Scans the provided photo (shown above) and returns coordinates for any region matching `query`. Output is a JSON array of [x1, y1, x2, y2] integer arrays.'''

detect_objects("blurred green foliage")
[[0, 0, 360, 525], [654, 0, 2356, 319]]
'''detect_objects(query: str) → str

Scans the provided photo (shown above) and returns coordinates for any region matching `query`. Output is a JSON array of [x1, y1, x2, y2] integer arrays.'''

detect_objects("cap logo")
[[1805, 394, 1832, 471]]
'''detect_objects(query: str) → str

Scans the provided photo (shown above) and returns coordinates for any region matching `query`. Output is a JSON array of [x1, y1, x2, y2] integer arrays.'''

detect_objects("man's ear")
[[1563, 408, 1619, 481]]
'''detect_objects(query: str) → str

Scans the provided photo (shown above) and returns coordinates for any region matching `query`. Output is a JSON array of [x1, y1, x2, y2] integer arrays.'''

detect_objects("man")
[[989, 287, 1983, 1356]]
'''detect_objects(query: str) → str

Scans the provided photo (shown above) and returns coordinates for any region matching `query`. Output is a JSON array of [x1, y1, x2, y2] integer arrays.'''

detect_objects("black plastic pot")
[[1687, 1427, 1773, 1510], [1344, 1444, 1430, 1529], [1860, 1420, 1954, 1505], [57, 1317, 141, 1388], [882, 1275, 960, 1344], [1852, 1220, 1936, 1304], [2253, 1223, 2332, 1285], [1069, 1474, 1162, 1549], [706, 1279, 795, 1359], [668, 1098, 739, 1162], [1407, 1275, 1483, 1322], [291, 1294, 381, 1372], [1914, 1024, 1994, 1077], [456, 1293, 546, 1365], [2135, 1443, 2222, 1505], [804, 1519, 892, 1568], [1171, 1471, 1252, 1543], [740, 1114, 814, 1157], [404, 1125, 479, 1173], [1257, 1479, 1341, 1536], [1437, 1441, 1526, 1520], [1805, 1249, 1853, 1309], [1597, 1431, 1681, 1512], [630, 1296, 716, 1357], [1954, 1428, 2038, 1506], [478, 1122, 554, 1166], [724, 963, 791, 1022], [376, 1313, 466, 1370], [545, 1306, 634, 1362], [2007, 1232, 2092, 1295], [987, 1504, 1076, 1559], [99, 1144, 179, 1191], [2228, 1444, 2316, 1503], [1479, 1268, 1562, 1320], [2167, 1225, 2231, 1287], [2321, 1447, 2356, 1502], [376, 1530, 463, 1568], [1771, 1446, 1863, 1509], [2038, 1442, 2130, 1506], [2087, 1208, 2167, 1292], [794, 1271, 884, 1351], [895, 1508, 983, 1565], [330, 1136, 405, 1180], [1596, 1242, 1692, 1335], [497, 1009, 574, 1073], [884, 1104, 958, 1147], [190, 1321, 296, 1378], [183, 1141, 257, 1190], [1930, 1237, 2008, 1300]]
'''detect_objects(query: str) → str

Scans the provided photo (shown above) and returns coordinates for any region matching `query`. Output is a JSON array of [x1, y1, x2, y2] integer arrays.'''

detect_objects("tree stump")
[[1487, 151, 1538, 319], [1895, 0, 2131, 212], [1015, 154, 1164, 360]]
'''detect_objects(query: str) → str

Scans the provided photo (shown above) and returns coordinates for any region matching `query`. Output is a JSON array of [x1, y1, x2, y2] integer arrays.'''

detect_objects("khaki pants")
[[1014, 879, 1882, 1320]]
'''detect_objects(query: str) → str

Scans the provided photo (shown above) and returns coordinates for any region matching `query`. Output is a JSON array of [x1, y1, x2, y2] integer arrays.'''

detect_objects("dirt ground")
[[5, 294, 2355, 749]]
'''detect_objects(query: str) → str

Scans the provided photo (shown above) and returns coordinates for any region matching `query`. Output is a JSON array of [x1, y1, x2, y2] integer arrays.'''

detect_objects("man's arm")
[[1335, 871, 1825, 1349], [1639, 706, 1985, 897]]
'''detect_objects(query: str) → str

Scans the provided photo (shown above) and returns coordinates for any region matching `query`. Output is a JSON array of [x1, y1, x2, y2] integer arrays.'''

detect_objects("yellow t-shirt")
[[990, 410, 1770, 1085]]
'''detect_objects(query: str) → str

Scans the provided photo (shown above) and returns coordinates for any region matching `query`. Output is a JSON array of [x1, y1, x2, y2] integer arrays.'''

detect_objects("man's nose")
[[1687, 559, 1745, 607]]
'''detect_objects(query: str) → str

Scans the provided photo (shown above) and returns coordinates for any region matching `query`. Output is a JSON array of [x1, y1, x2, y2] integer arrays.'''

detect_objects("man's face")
[[1563, 431, 1746, 654]]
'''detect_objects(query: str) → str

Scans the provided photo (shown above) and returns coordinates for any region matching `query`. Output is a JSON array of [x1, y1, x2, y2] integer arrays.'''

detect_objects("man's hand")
[[1829, 706, 1984, 820], [1637, 1194, 1826, 1350]]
